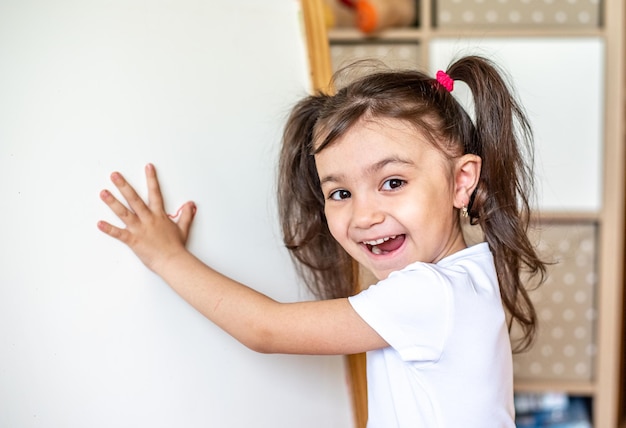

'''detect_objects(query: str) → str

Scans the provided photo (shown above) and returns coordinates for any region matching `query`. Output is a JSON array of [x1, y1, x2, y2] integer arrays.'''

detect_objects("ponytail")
[[447, 56, 546, 352]]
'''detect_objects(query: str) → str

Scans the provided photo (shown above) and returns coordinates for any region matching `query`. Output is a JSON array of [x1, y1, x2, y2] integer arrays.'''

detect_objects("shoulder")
[[391, 243, 496, 287], [433, 242, 497, 294], [354, 243, 495, 301]]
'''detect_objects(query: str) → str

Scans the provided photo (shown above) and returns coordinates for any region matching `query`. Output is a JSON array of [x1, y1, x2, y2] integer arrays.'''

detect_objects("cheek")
[[324, 207, 345, 243]]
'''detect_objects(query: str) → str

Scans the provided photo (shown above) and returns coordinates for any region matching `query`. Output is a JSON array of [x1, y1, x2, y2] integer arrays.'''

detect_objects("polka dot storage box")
[[513, 223, 597, 382], [436, 0, 601, 29], [330, 43, 422, 78]]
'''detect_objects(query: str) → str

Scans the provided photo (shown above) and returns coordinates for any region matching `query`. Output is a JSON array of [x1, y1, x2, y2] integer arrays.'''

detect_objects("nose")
[[351, 195, 384, 229]]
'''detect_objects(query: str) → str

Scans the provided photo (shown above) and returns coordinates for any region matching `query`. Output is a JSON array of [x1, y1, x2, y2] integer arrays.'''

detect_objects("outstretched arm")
[[98, 164, 387, 355]]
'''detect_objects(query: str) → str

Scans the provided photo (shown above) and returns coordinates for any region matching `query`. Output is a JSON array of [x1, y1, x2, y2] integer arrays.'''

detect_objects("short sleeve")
[[348, 264, 452, 362]]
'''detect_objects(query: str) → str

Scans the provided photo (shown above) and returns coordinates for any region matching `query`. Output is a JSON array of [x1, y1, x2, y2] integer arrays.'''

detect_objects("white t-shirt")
[[348, 243, 515, 428]]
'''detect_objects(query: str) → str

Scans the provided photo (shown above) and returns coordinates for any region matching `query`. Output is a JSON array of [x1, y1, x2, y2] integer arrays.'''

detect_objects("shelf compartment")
[[513, 223, 598, 383], [330, 41, 422, 77]]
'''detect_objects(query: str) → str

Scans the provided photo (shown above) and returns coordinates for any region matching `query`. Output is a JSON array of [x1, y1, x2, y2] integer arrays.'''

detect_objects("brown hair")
[[278, 56, 546, 352]]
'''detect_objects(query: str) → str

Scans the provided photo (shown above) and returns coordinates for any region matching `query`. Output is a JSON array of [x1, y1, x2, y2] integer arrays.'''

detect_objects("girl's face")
[[314, 117, 472, 280]]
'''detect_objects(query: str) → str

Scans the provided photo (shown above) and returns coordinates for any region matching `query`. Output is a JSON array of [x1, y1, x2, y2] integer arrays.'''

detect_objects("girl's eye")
[[329, 189, 351, 201], [382, 179, 405, 191]]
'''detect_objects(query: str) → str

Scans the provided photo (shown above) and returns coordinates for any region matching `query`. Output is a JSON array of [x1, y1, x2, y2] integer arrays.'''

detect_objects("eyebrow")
[[319, 156, 415, 186]]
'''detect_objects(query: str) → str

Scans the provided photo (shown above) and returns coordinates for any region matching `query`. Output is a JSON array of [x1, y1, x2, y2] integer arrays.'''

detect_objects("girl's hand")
[[97, 163, 196, 273]]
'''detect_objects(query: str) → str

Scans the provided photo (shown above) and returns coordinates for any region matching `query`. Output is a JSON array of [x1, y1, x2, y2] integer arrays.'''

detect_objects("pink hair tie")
[[436, 70, 454, 92]]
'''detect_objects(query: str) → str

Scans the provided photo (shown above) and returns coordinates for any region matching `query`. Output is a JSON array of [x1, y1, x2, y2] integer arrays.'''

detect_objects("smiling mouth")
[[363, 235, 406, 255]]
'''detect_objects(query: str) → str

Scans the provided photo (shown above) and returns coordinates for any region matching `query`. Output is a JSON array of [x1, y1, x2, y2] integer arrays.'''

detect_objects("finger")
[[110, 171, 151, 218], [97, 220, 133, 244], [145, 163, 166, 213], [176, 202, 197, 243], [99, 189, 139, 228]]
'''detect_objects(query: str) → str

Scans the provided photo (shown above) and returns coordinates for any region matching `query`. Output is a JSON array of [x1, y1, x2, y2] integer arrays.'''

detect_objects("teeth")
[[371, 246, 382, 255], [363, 235, 396, 246]]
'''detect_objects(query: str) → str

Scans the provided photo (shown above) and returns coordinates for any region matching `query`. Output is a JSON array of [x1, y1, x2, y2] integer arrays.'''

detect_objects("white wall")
[[0, 1, 352, 427]]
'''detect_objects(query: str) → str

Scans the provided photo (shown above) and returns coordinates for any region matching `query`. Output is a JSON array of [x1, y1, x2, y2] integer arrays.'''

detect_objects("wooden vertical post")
[[300, 0, 334, 95], [595, 0, 626, 426]]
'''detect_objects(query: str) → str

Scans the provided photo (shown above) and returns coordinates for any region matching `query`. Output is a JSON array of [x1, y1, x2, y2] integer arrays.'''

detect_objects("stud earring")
[[461, 206, 469, 218]]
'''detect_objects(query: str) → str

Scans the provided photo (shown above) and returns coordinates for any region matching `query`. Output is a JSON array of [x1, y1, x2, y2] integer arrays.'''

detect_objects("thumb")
[[177, 201, 197, 243]]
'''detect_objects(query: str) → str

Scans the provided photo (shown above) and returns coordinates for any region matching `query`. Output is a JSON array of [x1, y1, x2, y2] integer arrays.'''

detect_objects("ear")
[[453, 154, 481, 209]]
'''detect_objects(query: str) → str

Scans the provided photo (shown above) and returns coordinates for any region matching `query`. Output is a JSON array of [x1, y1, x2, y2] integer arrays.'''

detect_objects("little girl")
[[98, 55, 545, 427]]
